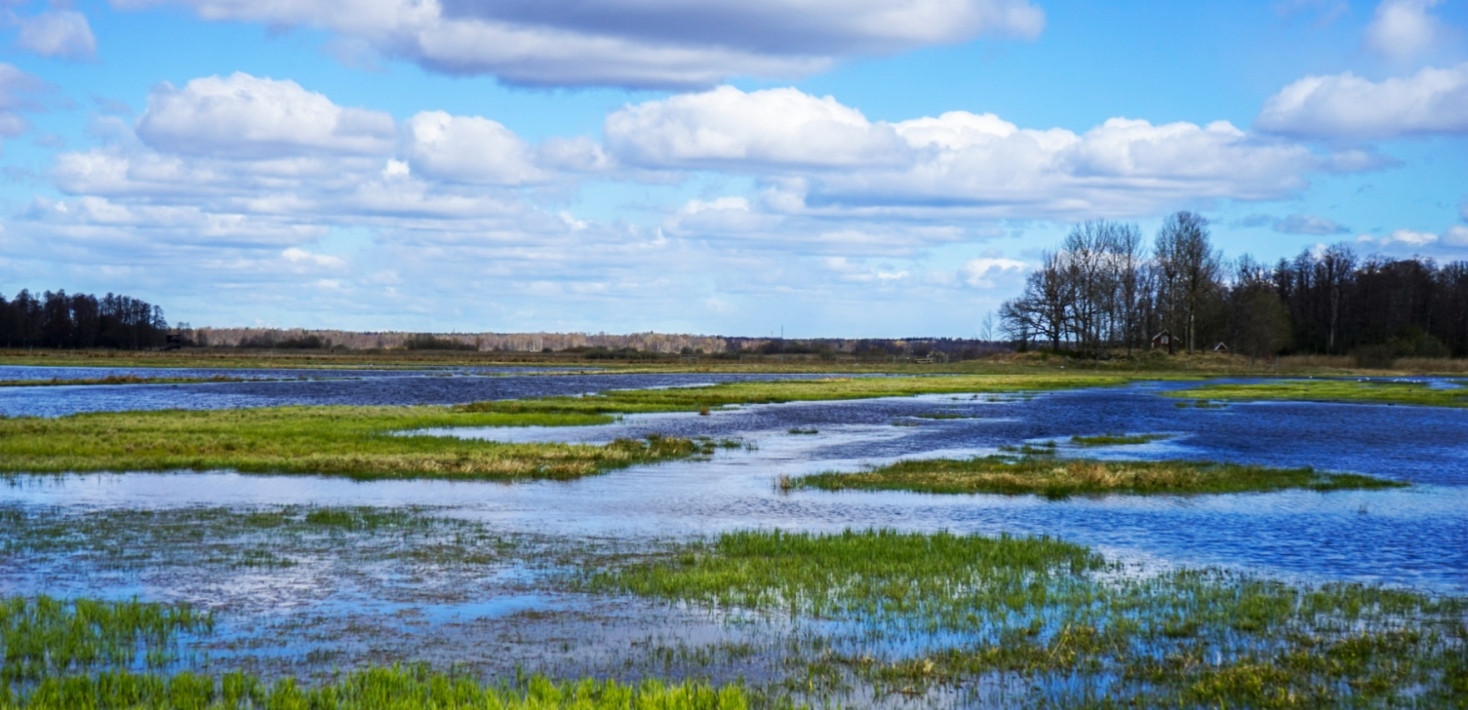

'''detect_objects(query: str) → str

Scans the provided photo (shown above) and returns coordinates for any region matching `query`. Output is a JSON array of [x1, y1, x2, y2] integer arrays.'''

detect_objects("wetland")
[[1, 362, 1465, 707]]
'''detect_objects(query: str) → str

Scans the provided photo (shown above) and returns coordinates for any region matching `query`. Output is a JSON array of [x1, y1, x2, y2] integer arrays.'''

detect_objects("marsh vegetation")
[[791, 456, 1400, 498], [1171, 378, 1468, 408]]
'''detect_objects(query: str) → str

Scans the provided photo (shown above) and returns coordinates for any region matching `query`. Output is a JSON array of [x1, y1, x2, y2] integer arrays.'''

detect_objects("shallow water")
[[4, 378, 1465, 593], [0, 365, 839, 417]]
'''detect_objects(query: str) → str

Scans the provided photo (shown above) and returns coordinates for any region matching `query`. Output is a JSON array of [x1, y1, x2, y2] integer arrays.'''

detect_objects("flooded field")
[[2, 367, 1465, 706]]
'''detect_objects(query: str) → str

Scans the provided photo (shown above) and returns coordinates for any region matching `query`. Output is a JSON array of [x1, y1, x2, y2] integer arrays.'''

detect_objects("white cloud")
[[136, 73, 398, 159], [14, 10, 98, 61], [109, 0, 1043, 89], [610, 87, 1325, 219], [1257, 63, 1468, 139], [1364, 0, 1446, 60], [961, 257, 1027, 288], [1358, 226, 1468, 249], [606, 86, 910, 169], [1383, 228, 1438, 246], [282, 247, 347, 269], [404, 111, 543, 185]]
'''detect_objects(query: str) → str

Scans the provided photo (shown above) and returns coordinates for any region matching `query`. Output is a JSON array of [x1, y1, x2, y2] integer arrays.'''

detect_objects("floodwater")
[[0, 365, 843, 417], [2, 368, 1466, 696], [7, 377, 1466, 593]]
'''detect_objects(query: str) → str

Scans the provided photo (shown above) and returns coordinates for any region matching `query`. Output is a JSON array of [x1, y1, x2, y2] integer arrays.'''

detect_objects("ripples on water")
[[3, 370, 1465, 594]]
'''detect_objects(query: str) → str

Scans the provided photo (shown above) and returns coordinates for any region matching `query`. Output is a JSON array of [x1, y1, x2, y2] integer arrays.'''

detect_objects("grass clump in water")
[[790, 456, 1403, 498], [0, 596, 212, 684], [588, 529, 1468, 706], [1170, 378, 1468, 408], [1069, 432, 1169, 446]]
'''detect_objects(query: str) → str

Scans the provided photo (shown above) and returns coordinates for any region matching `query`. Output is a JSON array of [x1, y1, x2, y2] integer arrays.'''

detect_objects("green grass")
[[0, 373, 1131, 479], [1069, 432, 1169, 446], [588, 529, 1468, 706], [1170, 378, 1468, 408], [0, 406, 704, 480], [11, 668, 760, 709], [790, 455, 1403, 498]]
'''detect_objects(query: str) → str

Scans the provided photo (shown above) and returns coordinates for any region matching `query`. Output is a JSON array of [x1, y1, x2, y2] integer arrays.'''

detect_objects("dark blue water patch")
[[0, 369, 849, 418]]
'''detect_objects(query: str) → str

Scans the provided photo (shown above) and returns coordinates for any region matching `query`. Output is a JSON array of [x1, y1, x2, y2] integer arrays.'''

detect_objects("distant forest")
[[6, 217, 1467, 364], [0, 290, 170, 350], [1000, 211, 1468, 362]]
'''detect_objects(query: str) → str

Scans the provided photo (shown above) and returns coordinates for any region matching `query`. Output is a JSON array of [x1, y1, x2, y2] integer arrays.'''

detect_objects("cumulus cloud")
[[109, 0, 1043, 88], [136, 73, 398, 159], [14, 9, 97, 61], [1257, 63, 1468, 139], [609, 87, 1329, 219], [1364, 0, 1447, 60], [1444, 225, 1468, 247], [404, 111, 543, 184], [606, 86, 910, 169]]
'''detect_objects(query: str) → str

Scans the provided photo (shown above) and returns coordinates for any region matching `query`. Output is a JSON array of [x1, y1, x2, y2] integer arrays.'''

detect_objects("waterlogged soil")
[[2, 372, 1467, 706]]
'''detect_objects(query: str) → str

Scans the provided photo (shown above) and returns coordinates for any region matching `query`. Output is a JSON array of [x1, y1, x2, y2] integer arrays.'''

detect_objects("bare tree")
[[1154, 211, 1222, 354]]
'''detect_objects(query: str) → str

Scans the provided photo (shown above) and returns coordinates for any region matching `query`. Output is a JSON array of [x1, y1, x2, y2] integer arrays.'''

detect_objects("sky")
[[0, 0, 1464, 337]]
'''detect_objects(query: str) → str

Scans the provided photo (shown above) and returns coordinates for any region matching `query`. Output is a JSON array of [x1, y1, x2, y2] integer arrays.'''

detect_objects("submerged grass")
[[791, 455, 1402, 498], [0, 596, 764, 709], [1170, 378, 1468, 408], [590, 529, 1468, 707]]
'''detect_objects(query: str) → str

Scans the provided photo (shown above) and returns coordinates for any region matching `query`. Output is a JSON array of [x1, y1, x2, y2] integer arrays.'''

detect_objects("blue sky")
[[0, 0, 1464, 336]]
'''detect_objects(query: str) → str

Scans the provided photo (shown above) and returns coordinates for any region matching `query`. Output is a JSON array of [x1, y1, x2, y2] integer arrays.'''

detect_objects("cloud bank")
[[109, 0, 1044, 88]]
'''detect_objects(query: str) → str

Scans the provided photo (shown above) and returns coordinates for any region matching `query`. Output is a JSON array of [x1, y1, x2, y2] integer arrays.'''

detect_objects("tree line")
[[0, 289, 170, 350], [1000, 211, 1468, 362]]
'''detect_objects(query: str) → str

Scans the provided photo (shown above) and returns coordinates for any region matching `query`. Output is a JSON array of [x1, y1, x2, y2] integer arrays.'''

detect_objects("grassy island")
[[1170, 378, 1468, 408], [789, 455, 1402, 498], [0, 405, 701, 480]]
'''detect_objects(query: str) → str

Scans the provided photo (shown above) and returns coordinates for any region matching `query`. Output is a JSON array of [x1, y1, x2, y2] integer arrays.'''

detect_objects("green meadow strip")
[[0, 406, 701, 479], [589, 529, 1468, 706], [10, 669, 761, 710], [0, 372, 1131, 479], [790, 455, 1403, 498], [1169, 378, 1468, 408]]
